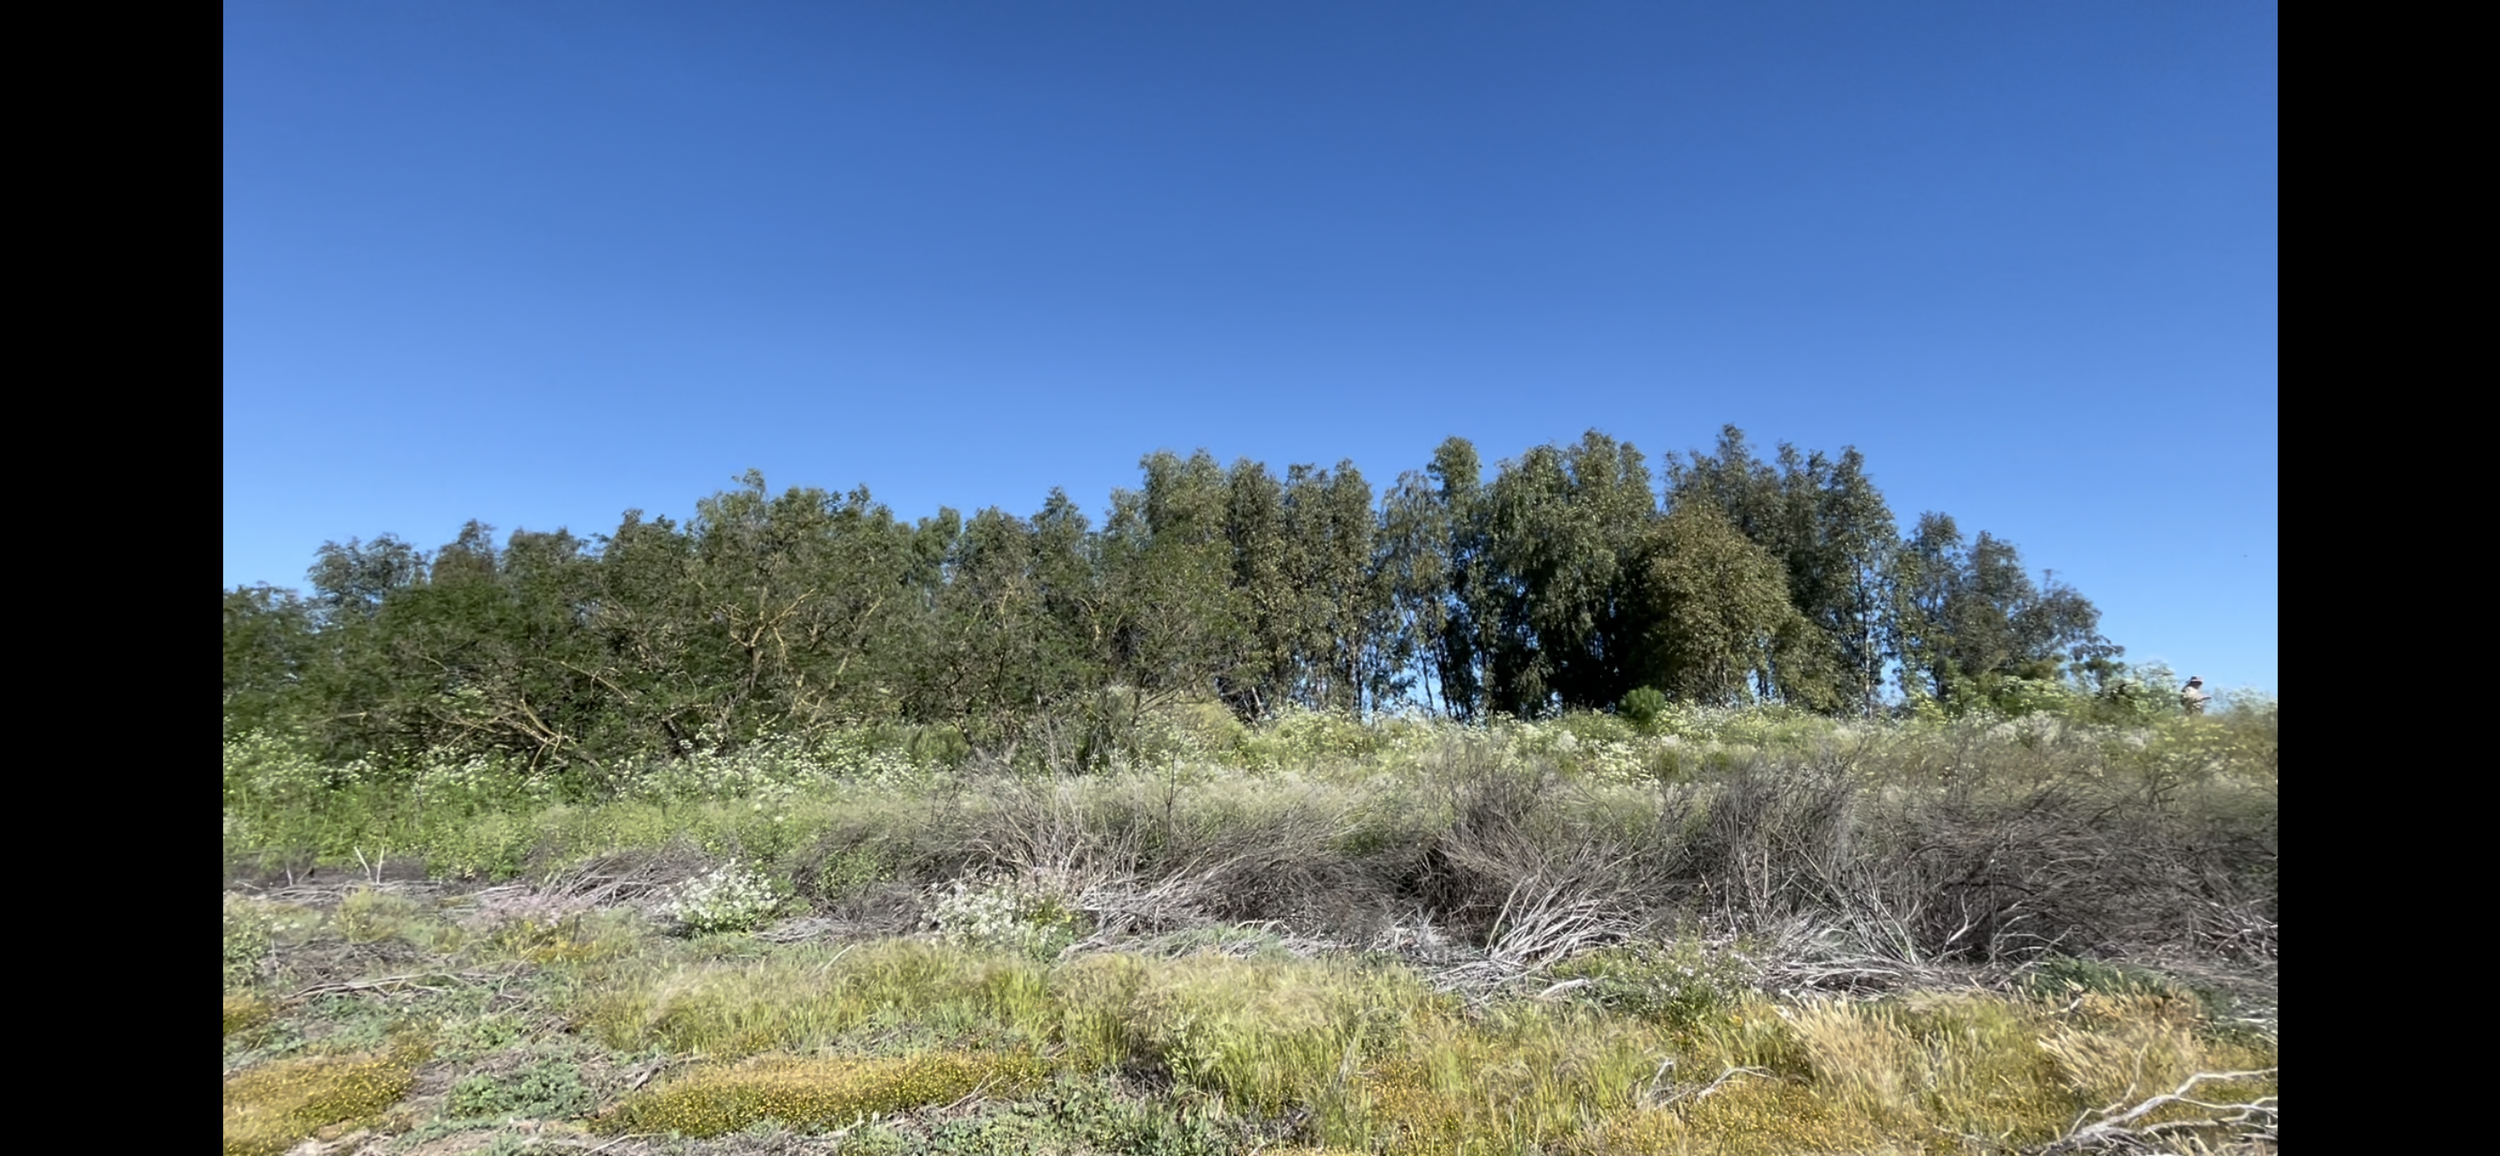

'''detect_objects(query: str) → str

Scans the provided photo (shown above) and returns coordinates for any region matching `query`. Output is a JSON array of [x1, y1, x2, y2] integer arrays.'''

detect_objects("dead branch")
[[287, 964, 526, 1002], [2039, 1068, 2278, 1153], [1652, 1065, 1772, 1113]]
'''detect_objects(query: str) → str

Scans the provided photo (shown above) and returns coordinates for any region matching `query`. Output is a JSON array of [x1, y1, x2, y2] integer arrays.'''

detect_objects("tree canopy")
[[226, 426, 2127, 767]]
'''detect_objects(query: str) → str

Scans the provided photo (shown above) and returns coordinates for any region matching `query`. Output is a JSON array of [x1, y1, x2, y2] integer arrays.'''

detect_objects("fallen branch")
[[623, 1053, 702, 1093], [2040, 1068, 2278, 1153], [1653, 1065, 1771, 1113], [285, 966, 518, 1001], [1532, 977, 1594, 1001]]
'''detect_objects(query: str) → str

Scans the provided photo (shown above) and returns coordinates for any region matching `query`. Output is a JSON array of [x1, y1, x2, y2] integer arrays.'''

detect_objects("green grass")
[[221, 900, 2275, 1153]]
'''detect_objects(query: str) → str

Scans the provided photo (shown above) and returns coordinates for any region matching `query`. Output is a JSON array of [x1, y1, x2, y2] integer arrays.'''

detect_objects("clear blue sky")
[[224, 1, 2277, 694]]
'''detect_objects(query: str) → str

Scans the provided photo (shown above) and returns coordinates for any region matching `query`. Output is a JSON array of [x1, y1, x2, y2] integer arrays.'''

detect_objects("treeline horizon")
[[223, 425, 2133, 771]]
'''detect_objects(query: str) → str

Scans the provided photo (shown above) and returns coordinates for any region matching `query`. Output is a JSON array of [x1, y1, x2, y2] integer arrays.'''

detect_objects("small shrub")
[[1549, 941, 1753, 1031], [1034, 1077, 1237, 1156], [1239, 706, 1385, 770], [337, 887, 428, 943], [448, 1059, 593, 1120], [1620, 687, 1670, 731], [223, 895, 276, 988], [439, 1012, 527, 1057], [659, 861, 787, 934], [811, 843, 891, 900], [925, 872, 1086, 960], [488, 914, 608, 964]]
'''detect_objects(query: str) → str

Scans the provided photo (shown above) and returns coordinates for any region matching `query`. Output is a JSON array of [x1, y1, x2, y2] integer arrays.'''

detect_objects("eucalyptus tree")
[[1634, 501, 1801, 707], [226, 423, 2133, 756], [1426, 436, 1492, 719], [1891, 511, 1970, 704], [295, 533, 434, 758], [1221, 459, 1292, 718], [581, 508, 707, 757], [1768, 446, 1897, 715], [1663, 425, 1787, 552], [371, 521, 612, 773], [223, 584, 315, 739], [911, 504, 1104, 745], [1890, 513, 2118, 710], [1477, 430, 1656, 715], [306, 534, 427, 625], [1101, 450, 1243, 711], [678, 471, 923, 747], [1280, 460, 1380, 713], [1376, 467, 1455, 714]]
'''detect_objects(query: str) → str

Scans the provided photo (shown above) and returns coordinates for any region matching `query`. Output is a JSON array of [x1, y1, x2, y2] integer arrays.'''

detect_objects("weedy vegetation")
[[224, 699, 2275, 1154]]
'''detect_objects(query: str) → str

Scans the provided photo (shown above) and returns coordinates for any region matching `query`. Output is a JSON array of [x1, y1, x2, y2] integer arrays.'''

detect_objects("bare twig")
[[583, 1133, 664, 1154], [623, 1054, 701, 1093], [1653, 1065, 1771, 1112], [935, 1075, 998, 1114], [1532, 977, 1594, 1001]]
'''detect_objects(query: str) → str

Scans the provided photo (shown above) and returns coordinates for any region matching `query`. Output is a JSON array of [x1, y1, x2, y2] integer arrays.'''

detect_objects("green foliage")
[[925, 872, 1087, 961], [223, 895, 277, 988], [580, 938, 1063, 1059], [447, 1059, 593, 1121], [658, 861, 787, 934], [223, 585, 317, 740], [336, 887, 432, 944], [835, 1080, 1241, 1156], [1474, 431, 1659, 716], [1548, 940, 1753, 1031], [1636, 501, 1799, 708], [1236, 704, 1387, 769], [809, 842, 893, 900], [601, 1051, 1048, 1137], [1618, 686, 1668, 730], [231, 427, 2176, 778], [1027, 1078, 1238, 1156], [2019, 953, 2192, 1004], [1889, 513, 2120, 715]]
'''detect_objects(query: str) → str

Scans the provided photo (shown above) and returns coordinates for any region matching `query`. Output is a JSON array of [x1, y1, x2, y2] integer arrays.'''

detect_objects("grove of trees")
[[224, 427, 2125, 770]]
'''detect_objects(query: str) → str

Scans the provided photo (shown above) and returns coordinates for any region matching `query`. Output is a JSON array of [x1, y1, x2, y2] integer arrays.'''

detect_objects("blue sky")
[[224, 1, 2277, 694]]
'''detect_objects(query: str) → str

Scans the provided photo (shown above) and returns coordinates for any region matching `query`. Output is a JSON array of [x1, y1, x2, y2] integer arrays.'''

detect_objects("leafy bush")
[[1549, 940, 1754, 1031], [448, 1059, 593, 1120], [223, 895, 276, 988], [1619, 687, 1669, 730], [659, 861, 787, 934], [924, 872, 1086, 960], [1238, 706, 1387, 770]]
